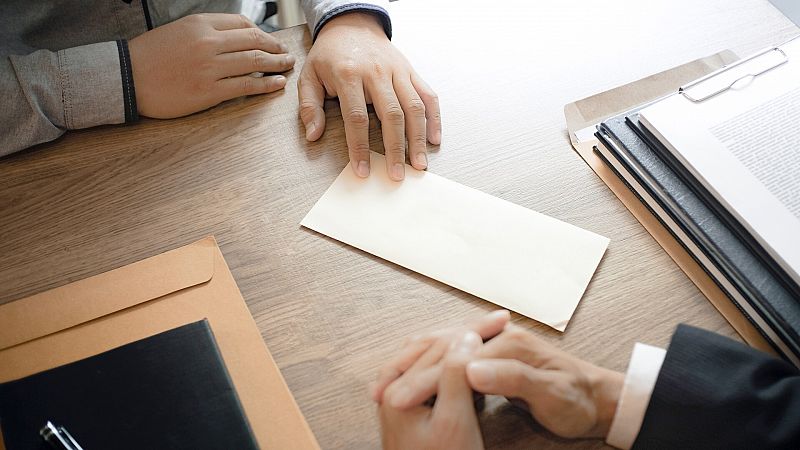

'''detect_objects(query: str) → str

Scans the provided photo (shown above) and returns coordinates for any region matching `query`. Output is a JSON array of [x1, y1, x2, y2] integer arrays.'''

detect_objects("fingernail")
[[305, 121, 316, 140], [451, 331, 481, 354], [275, 75, 287, 86], [389, 385, 412, 409], [390, 163, 404, 181], [279, 43, 289, 52], [467, 362, 496, 387], [286, 55, 295, 66], [432, 129, 442, 144], [415, 152, 428, 169], [356, 160, 370, 178]]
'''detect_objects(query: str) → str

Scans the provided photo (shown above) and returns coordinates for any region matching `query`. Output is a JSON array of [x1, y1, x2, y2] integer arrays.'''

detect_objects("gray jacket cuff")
[[301, 0, 392, 41], [58, 40, 135, 129]]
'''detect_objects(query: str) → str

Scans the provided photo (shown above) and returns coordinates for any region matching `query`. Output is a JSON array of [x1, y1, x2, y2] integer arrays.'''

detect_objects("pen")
[[39, 421, 84, 450]]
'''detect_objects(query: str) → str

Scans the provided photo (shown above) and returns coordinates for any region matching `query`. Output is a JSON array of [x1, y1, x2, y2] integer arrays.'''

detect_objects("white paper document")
[[639, 37, 800, 286], [301, 152, 609, 331]]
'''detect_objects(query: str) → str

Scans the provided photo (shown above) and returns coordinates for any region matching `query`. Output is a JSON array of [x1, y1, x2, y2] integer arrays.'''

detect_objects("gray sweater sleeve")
[[300, 0, 392, 40], [1, 40, 136, 157]]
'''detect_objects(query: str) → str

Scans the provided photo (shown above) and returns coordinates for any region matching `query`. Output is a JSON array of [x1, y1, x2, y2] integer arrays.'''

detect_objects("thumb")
[[466, 359, 547, 400], [432, 331, 481, 418], [298, 67, 326, 141]]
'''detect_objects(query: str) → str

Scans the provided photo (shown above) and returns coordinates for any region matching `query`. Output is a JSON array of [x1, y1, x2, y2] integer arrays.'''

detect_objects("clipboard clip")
[[678, 46, 789, 103]]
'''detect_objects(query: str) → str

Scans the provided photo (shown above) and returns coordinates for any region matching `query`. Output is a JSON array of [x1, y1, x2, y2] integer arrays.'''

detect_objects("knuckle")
[[350, 143, 371, 161], [430, 108, 442, 122], [346, 108, 369, 128], [251, 50, 265, 69], [187, 13, 206, 25], [406, 98, 426, 117], [334, 61, 360, 82], [383, 103, 405, 125], [411, 133, 427, 149], [196, 35, 218, 51], [371, 62, 386, 77], [249, 27, 263, 46], [240, 77, 254, 96]]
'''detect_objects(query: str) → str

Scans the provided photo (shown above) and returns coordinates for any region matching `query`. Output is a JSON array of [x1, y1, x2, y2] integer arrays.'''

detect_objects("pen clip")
[[40, 421, 84, 450]]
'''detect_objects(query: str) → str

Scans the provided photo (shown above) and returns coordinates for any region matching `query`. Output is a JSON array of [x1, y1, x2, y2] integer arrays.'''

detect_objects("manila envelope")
[[0, 236, 319, 450], [563, 51, 774, 354]]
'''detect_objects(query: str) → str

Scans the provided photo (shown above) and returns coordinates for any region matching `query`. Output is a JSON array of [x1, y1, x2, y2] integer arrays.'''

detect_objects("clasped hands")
[[129, 11, 440, 181], [373, 311, 625, 449]]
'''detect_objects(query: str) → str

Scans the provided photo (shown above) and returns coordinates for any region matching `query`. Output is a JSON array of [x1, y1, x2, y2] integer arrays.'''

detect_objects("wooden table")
[[1, 1, 796, 448]]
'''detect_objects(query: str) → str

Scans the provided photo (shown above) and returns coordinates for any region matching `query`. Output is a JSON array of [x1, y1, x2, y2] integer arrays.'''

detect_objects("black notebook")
[[595, 111, 800, 365], [0, 320, 259, 450]]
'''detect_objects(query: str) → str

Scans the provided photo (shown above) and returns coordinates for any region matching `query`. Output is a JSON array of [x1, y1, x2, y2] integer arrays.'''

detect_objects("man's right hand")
[[129, 13, 295, 119], [465, 325, 625, 439]]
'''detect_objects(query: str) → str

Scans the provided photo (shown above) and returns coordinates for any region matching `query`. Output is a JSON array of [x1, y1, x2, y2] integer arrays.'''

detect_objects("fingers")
[[475, 325, 555, 368], [371, 338, 436, 403], [411, 72, 442, 145], [383, 337, 451, 408], [216, 50, 295, 78], [394, 76, 427, 171], [298, 66, 327, 141], [372, 311, 509, 406], [385, 365, 442, 410], [218, 27, 288, 54], [432, 332, 482, 419], [366, 77, 406, 181], [215, 74, 288, 101], [467, 310, 510, 339], [466, 358, 550, 399], [337, 77, 371, 178]]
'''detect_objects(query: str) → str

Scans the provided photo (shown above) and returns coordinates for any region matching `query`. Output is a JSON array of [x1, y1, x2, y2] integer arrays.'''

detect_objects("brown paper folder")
[[563, 51, 774, 354], [0, 236, 320, 450]]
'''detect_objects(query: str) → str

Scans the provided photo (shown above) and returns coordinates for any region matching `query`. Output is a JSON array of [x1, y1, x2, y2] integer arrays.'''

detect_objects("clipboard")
[[0, 237, 320, 450], [564, 51, 776, 354]]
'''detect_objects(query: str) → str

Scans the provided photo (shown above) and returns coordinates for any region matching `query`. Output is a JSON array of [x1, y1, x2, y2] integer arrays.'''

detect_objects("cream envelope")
[[302, 152, 609, 332], [0, 237, 319, 450]]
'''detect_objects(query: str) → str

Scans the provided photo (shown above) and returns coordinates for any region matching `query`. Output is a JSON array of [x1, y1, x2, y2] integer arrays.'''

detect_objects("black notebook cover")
[[596, 112, 800, 362], [0, 320, 259, 450], [630, 115, 800, 299]]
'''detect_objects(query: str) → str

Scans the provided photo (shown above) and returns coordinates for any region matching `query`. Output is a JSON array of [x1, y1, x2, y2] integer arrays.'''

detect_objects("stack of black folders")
[[0, 320, 259, 450], [594, 108, 800, 367]]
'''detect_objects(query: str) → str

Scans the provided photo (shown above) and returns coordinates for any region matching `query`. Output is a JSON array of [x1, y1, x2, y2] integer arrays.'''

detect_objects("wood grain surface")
[[1, 1, 797, 448]]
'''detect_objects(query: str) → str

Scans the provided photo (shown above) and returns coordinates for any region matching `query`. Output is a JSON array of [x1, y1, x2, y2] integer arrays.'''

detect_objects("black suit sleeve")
[[632, 324, 800, 450]]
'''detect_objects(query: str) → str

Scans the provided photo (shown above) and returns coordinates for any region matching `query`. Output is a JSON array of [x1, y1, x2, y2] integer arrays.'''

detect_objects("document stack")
[[594, 36, 800, 366]]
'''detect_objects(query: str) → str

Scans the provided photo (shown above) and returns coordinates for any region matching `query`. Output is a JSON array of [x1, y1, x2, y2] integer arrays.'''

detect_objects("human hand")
[[380, 317, 625, 440], [371, 310, 510, 405], [129, 13, 295, 118], [380, 331, 485, 450], [466, 325, 624, 438], [298, 12, 442, 181]]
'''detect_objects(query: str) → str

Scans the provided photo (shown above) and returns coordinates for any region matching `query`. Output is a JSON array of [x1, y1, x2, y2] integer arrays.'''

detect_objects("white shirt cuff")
[[606, 343, 667, 449]]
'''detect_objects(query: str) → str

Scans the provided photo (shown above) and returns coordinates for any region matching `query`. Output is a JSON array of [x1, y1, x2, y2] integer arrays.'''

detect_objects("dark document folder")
[[0, 320, 259, 450], [595, 112, 800, 365]]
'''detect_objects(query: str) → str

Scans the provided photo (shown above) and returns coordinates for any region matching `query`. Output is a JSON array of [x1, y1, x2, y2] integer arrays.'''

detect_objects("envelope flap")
[[0, 237, 217, 350]]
